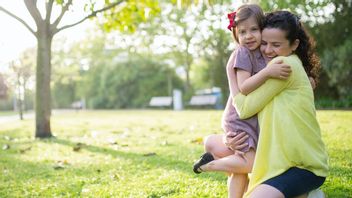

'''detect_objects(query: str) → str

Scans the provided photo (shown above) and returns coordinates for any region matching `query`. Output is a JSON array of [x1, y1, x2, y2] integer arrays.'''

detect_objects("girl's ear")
[[292, 39, 300, 51]]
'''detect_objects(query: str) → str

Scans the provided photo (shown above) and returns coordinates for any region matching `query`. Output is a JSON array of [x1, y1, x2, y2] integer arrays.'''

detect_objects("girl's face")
[[236, 16, 261, 51], [260, 28, 299, 62]]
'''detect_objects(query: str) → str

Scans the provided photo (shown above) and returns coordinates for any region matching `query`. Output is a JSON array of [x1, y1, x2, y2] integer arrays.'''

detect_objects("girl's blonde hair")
[[231, 4, 265, 42]]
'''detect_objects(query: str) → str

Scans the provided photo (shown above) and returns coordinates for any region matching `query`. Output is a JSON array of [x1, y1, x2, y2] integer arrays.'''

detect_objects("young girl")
[[193, 4, 292, 198]]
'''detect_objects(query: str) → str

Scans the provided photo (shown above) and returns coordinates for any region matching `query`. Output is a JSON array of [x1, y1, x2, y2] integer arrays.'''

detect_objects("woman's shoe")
[[193, 152, 214, 174]]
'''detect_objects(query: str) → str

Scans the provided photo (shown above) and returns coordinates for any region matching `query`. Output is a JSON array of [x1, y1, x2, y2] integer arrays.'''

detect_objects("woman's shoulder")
[[269, 55, 302, 67]]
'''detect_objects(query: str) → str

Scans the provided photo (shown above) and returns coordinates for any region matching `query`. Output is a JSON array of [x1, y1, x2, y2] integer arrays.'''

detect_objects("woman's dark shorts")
[[262, 167, 326, 198]]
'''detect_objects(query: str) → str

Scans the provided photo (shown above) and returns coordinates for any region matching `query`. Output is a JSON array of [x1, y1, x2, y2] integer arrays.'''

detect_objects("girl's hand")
[[308, 77, 316, 89], [265, 60, 292, 80], [224, 131, 249, 154]]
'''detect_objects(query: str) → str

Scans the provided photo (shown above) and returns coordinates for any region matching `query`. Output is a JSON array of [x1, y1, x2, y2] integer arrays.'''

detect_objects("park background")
[[0, 0, 351, 197]]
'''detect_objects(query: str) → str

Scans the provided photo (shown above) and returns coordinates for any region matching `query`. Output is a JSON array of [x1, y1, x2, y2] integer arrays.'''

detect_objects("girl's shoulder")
[[233, 46, 251, 56], [231, 46, 252, 62]]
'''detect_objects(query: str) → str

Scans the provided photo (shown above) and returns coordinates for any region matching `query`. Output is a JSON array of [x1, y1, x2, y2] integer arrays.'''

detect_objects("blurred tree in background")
[[1, 0, 350, 121], [9, 48, 35, 119], [0, 0, 161, 137]]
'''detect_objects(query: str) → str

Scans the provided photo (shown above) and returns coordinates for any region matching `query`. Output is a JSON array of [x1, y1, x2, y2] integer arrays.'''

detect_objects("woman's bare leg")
[[228, 173, 249, 198], [249, 184, 284, 198]]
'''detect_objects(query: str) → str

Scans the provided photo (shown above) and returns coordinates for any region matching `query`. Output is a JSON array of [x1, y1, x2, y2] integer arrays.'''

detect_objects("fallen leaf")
[[2, 144, 10, 150], [190, 137, 203, 144], [110, 173, 120, 180], [53, 160, 69, 170], [19, 147, 32, 154], [107, 138, 118, 145], [73, 146, 81, 152], [53, 165, 64, 170], [73, 143, 84, 152], [143, 152, 157, 157], [3, 136, 11, 141]]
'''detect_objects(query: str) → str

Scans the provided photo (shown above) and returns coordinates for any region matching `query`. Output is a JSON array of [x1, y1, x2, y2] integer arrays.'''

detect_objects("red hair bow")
[[227, 11, 236, 31]]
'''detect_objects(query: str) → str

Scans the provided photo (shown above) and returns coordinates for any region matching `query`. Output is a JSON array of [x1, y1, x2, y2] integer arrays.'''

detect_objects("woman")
[[232, 11, 329, 198]]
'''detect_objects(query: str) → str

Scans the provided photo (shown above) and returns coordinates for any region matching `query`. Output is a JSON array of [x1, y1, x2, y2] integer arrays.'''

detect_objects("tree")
[[83, 56, 182, 109], [0, 0, 159, 138], [9, 48, 35, 120], [0, 74, 8, 100]]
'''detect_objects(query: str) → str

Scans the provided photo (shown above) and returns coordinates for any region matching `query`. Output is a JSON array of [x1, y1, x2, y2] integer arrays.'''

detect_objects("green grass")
[[0, 110, 351, 197], [0, 111, 19, 116]]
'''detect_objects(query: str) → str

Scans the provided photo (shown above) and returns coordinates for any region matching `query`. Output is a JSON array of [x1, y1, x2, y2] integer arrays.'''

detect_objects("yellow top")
[[233, 55, 329, 197]]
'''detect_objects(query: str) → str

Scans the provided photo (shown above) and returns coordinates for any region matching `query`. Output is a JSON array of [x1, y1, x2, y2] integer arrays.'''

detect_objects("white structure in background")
[[189, 87, 223, 109], [149, 96, 172, 107], [173, 89, 183, 110]]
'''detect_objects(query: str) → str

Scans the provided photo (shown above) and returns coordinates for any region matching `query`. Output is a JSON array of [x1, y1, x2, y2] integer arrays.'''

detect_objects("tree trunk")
[[16, 74, 23, 120], [35, 24, 53, 138]]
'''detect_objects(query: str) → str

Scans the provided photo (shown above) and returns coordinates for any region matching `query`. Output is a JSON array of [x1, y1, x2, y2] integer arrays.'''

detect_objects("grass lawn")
[[0, 110, 351, 197], [0, 111, 19, 117]]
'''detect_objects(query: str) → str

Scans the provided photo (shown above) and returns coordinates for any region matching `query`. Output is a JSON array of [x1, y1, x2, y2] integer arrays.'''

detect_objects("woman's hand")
[[223, 131, 249, 155], [264, 60, 292, 80]]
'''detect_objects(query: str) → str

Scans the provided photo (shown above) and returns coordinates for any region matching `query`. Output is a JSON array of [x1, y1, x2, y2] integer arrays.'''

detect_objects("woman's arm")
[[233, 57, 293, 119]]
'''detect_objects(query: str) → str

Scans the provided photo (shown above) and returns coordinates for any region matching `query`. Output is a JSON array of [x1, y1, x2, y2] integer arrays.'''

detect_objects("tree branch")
[[0, 6, 36, 36], [52, 0, 73, 28], [24, 0, 43, 25], [54, 1, 124, 34], [45, 0, 54, 21]]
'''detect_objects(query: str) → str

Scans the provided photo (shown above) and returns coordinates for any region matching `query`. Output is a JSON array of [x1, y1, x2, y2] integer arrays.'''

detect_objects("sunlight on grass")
[[0, 110, 351, 197]]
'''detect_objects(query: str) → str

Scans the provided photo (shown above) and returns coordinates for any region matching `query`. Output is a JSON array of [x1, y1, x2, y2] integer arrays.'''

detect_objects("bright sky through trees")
[[0, 1, 94, 69]]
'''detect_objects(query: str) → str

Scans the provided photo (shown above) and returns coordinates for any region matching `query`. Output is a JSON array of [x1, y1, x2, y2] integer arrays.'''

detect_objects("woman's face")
[[260, 28, 299, 62]]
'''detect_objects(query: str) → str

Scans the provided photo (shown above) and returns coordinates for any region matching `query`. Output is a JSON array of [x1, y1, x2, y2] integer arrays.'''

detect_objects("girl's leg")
[[200, 149, 255, 174], [228, 173, 249, 198], [249, 184, 285, 198], [204, 134, 234, 159], [204, 134, 251, 198]]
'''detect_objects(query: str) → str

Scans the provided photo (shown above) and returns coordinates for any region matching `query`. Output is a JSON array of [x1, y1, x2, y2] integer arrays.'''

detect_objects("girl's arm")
[[233, 57, 294, 119], [237, 60, 292, 95], [226, 52, 240, 97]]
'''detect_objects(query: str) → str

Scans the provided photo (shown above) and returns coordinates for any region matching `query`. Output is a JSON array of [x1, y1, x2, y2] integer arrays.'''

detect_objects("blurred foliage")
[[100, 0, 161, 32], [6, 0, 349, 110], [322, 38, 352, 106], [84, 56, 183, 109]]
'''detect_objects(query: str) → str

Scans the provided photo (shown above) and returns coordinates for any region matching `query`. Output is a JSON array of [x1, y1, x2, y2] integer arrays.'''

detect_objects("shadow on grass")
[[48, 137, 225, 182], [0, 155, 86, 197]]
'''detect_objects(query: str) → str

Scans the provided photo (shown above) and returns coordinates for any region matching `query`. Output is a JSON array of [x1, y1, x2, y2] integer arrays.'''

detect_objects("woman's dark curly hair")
[[264, 11, 320, 84]]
